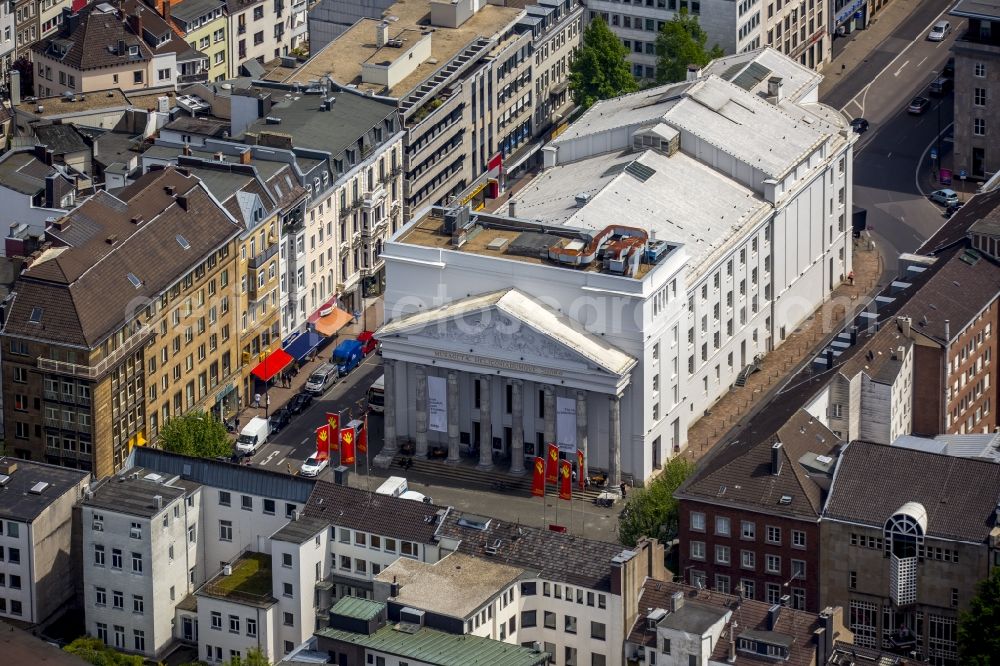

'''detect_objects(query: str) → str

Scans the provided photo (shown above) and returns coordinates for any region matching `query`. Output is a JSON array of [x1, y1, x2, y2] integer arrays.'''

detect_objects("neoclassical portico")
[[376, 289, 637, 485]]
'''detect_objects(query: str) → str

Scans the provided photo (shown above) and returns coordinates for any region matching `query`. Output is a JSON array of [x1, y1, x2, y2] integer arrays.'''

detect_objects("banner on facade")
[[555, 396, 577, 453], [427, 375, 447, 433]]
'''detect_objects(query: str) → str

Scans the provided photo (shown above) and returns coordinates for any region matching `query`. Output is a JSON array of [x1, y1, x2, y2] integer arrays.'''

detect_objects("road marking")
[[299, 437, 309, 446], [887, 152, 892, 159], [894, 60, 910, 77], [261, 450, 279, 465], [277, 457, 286, 466], [917, 56, 928, 68]]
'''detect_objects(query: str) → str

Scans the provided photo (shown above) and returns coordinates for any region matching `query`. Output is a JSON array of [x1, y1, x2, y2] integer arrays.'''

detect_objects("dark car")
[[907, 97, 930, 114], [943, 57, 955, 77], [928, 77, 953, 95], [288, 392, 314, 415], [850, 117, 869, 133], [269, 407, 292, 432]]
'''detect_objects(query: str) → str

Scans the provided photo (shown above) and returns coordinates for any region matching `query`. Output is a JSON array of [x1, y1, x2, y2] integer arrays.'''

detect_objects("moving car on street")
[[299, 454, 329, 477], [927, 20, 951, 41], [907, 97, 930, 115], [288, 391, 314, 414], [850, 118, 869, 133]]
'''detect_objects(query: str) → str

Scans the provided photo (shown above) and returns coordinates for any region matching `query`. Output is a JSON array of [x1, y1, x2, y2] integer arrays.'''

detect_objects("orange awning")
[[314, 307, 353, 337], [251, 348, 294, 382]]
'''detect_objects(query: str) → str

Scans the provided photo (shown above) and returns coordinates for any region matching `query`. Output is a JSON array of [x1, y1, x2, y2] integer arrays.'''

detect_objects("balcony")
[[178, 70, 209, 84], [363, 183, 385, 209], [248, 243, 279, 270], [889, 554, 918, 606], [39, 325, 152, 379]]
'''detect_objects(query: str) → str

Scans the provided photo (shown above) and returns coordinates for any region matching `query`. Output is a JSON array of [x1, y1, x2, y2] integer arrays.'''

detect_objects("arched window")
[[884, 502, 926, 559]]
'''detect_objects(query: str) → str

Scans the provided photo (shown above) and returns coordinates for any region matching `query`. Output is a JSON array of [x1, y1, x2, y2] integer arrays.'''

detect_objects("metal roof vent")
[[29, 481, 50, 494]]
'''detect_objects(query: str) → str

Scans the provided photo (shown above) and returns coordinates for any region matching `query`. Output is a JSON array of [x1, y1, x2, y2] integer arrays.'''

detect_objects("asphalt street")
[[823, 0, 961, 276]]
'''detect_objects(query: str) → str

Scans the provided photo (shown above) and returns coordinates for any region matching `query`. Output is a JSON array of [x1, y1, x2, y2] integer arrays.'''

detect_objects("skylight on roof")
[[176, 234, 191, 250], [625, 161, 655, 182], [29, 307, 43, 324], [127, 273, 142, 288]]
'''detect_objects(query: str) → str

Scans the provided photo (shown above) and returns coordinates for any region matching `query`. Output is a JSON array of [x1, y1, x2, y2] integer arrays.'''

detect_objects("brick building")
[[675, 409, 839, 613]]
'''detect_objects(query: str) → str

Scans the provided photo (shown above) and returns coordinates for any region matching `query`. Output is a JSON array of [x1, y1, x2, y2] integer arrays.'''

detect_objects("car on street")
[[357, 330, 379, 355], [299, 455, 329, 477], [927, 20, 951, 41], [268, 407, 292, 432], [943, 57, 955, 77], [928, 77, 953, 95], [849, 118, 869, 133], [907, 97, 930, 114], [288, 392, 314, 415], [929, 189, 959, 206]]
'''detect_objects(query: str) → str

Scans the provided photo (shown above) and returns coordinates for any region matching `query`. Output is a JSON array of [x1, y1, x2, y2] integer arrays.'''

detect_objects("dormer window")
[[128, 45, 139, 56]]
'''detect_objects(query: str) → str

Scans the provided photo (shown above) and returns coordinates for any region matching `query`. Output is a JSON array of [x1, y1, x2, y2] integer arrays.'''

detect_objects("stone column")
[[510, 379, 525, 475], [477, 375, 493, 470], [609, 394, 622, 490], [543, 384, 555, 446], [382, 359, 398, 455], [414, 364, 428, 458], [576, 390, 588, 478], [446, 370, 460, 463]]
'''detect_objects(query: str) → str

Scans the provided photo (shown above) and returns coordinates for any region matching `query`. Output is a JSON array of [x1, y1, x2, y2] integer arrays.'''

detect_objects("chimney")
[[10, 70, 20, 107], [508, 199, 517, 218], [131, 7, 143, 41], [240, 149, 252, 165], [154, 495, 163, 510], [164, 185, 175, 196], [767, 76, 783, 103], [176, 194, 188, 210], [944, 319, 951, 342], [0, 460, 17, 475], [45, 173, 58, 208], [826, 348, 834, 369], [376, 22, 389, 48], [686, 64, 702, 81], [814, 609, 836, 666], [898, 316, 912, 339], [162, 0, 171, 24], [727, 639, 737, 663], [771, 440, 783, 476], [670, 591, 684, 613], [767, 603, 781, 630], [182, 143, 191, 156]]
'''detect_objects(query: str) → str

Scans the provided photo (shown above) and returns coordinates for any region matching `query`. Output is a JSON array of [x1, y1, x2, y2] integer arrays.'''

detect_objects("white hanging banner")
[[427, 375, 448, 433], [556, 396, 577, 452]]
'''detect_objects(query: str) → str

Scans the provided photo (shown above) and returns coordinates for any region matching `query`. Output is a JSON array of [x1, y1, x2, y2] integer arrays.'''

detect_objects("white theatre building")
[[377, 48, 854, 485]]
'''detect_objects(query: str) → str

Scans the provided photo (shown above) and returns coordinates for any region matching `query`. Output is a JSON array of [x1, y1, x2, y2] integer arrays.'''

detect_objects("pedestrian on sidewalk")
[[266, 394, 271, 408], [848, 270, 855, 286], [619, 482, 627, 499], [253, 393, 261, 408]]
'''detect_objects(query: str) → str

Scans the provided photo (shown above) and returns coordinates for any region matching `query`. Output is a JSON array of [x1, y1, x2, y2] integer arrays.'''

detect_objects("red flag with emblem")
[[358, 413, 368, 455], [326, 412, 340, 452], [545, 442, 559, 484], [315, 425, 330, 461], [531, 457, 545, 497], [577, 449, 585, 489], [340, 423, 356, 465], [559, 460, 572, 501]]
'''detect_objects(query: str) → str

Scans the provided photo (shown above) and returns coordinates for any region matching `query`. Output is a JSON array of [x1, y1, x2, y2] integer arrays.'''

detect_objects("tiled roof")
[[677, 408, 838, 519], [33, 124, 89, 155], [434, 510, 625, 591], [627, 580, 825, 666], [33, 3, 151, 70], [837, 319, 911, 384], [3, 168, 241, 348], [303, 480, 445, 545], [824, 441, 1000, 542]]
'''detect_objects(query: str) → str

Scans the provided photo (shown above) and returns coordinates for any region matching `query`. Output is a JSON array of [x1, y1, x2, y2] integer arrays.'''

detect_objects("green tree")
[[568, 17, 638, 109], [63, 637, 145, 666], [225, 647, 269, 666], [654, 9, 724, 84], [158, 410, 231, 459], [958, 567, 1000, 665], [618, 456, 695, 547]]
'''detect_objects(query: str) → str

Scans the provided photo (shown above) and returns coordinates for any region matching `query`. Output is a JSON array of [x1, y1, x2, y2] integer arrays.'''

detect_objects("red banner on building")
[[326, 412, 340, 451], [340, 424, 356, 465], [559, 460, 572, 501], [315, 425, 330, 461], [358, 413, 368, 455], [546, 442, 559, 484], [531, 457, 546, 497], [577, 449, 585, 489]]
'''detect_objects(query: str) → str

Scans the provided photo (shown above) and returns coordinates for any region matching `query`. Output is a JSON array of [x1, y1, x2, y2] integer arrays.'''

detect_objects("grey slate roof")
[[824, 441, 1000, 542], [132, 447, 317, 503], [33, 124, 89, 155], [0, 458, 89, 523], [0, 151, 64, 196], [658, 600, 729, 634], [271, 515, 329, 544]]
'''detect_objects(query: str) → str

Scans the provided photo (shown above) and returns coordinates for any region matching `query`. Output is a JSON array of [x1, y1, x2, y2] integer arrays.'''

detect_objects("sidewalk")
[[819, 0, 923, 100], [234, 300, 382, 425], [682, 240, 882, 461]]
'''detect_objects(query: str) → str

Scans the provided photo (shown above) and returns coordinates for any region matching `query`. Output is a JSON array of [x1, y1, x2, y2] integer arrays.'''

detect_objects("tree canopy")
[[958, 566, 1000, 665], [63, 637, 145, 666], [618, 456, 695, 547], [655, 9, 724, 84], [569, 17, 638, 109], [158, 410, 232, 459], [225, 648, 269, 666]]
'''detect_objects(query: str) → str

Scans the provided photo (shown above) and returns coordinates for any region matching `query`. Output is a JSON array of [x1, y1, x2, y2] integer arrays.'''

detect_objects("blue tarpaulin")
[[283, 330, 324, 361]]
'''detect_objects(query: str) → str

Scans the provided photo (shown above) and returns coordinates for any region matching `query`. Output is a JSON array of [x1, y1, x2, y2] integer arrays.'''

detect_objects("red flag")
[[316, 425, 330, 461], [358, 413, 368, 455], [559, 460, 572, 501], [577, 449, 585, 489], [326, 412, 340, 452], [340, 424, 356, 465], [545, 442, 559, 484], [531, 457, 545, 497]]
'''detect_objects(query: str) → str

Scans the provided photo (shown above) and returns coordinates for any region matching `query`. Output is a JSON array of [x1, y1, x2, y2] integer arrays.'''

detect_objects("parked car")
[[288, 392, 314, 415], [268, 408, 291, 433], [849, 117, 869, 133], [304, 363, 338, 395], [943, 57, 955, 77], [357, 330, 379, 356], [907, 97, 930, 114], [928, 77, 953, 95], [927, 20, 951, 41], [299, 454, 330, 477], [332, 339, 365, 376], [929, 189, 959, 206]]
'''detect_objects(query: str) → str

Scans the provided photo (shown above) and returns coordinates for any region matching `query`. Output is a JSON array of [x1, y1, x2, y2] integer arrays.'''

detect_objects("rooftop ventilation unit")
[[29, 481, 49, 494]]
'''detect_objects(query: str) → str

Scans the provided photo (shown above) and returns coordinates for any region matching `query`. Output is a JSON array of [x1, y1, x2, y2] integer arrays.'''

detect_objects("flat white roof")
[[702, 46, 822, 104], [512, 147, 770, 273]]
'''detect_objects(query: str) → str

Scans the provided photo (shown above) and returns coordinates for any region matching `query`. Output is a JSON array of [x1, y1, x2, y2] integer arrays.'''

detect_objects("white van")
[[375, 476, 408, 497], [928, 20, 950, 41], [236, 416, 270, 455], [399, 490, 433, 504], [305, 363, 338, 395], [367, 374, 385, 413]]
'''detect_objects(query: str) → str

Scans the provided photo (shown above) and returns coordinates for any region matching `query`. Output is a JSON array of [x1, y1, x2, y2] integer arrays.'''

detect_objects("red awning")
[[251, 348, 294, 383]]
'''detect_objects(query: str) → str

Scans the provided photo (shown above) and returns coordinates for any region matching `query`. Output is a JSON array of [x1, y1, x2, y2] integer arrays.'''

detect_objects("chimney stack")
[[686, 64, 702, 81], [767, 76, 783, 103], [376, 22, 389, 48], [944, 319, 951, 342], [771, 440, 783, 476], [670, 591, 684, 613], [163, 0, 171, 24], [131, 7, 143, 40], [508, 199, 517, 218], [10, 70, 20, 107], [767, 603, 781, 630], [240, 149, 252, 165]]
